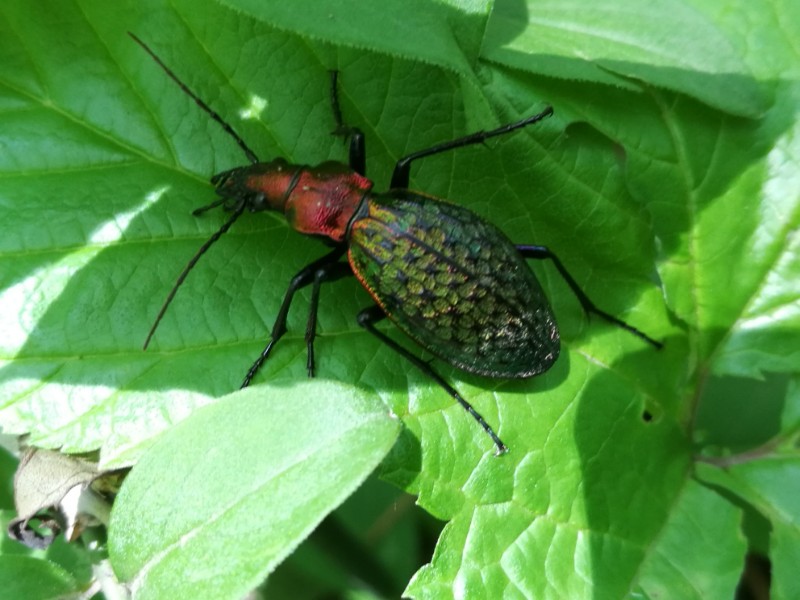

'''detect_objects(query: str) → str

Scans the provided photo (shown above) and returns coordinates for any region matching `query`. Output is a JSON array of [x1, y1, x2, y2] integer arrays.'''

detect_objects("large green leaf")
[[109, 383, 399, 599], [0, 0, 797, 598]]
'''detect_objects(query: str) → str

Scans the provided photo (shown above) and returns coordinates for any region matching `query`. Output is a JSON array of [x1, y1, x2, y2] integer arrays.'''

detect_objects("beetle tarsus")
[[516, 244, 663, 349], [390, 105, 554, 189], [357, 305, 508, 455]]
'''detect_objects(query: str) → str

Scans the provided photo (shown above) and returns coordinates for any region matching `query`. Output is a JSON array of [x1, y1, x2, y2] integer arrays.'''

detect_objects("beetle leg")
[[328, 71, 366, 176], [390, 106, 553, 189], [241, 246, 347, 388], [517, 245, 663, 349], [305, 262, 354, 377], [357, 305, 508, 455]]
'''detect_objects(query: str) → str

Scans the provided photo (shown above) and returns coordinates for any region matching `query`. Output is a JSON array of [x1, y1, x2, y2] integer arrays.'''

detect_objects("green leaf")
[[483, 0, 769, 118], [0, 0, 797, 598], [0, 555, 78, 600], [1, 506, 98, 590], [108, 383, 399, 599], [633, 480, 746, 599], [0, 446, 16, 509], [217, 0, 482, 73], [697, 451, 800, 600]]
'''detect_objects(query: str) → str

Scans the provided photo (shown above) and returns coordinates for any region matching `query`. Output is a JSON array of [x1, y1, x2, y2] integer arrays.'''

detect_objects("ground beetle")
[[131, 34, 662, 455]]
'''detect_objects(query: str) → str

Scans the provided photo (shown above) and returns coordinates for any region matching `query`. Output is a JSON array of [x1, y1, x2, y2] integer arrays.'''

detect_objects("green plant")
[[1, 0, 797, 598]]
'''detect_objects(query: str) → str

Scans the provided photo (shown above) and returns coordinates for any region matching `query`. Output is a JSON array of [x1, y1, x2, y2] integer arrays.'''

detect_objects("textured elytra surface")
[[348, 190, 559, 378]]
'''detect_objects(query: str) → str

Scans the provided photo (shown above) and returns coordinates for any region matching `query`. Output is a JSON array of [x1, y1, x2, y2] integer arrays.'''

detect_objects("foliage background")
[[0, 0, 798, 598]]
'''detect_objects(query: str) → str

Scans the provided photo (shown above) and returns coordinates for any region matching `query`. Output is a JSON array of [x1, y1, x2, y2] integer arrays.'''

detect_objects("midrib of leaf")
[[649, 89, 704, 426], [126, 409, 384, 592]]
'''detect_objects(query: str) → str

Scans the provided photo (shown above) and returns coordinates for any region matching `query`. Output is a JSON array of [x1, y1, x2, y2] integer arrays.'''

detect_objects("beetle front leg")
[[304, 261, 354, 376], [241, 246, 347, 388], [517, 244, 663, 349], [357, 305, 508, 455]]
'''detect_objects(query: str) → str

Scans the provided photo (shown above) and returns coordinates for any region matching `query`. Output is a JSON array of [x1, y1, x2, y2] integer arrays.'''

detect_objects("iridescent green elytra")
[[133, 33, 661, 454], [349, 190, 559, 378]]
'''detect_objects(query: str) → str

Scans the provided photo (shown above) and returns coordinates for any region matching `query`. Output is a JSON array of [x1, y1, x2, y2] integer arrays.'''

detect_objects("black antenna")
[[143, 202, 247, 349], [129, 33, 259, 349], [128, 32, 260, 164]]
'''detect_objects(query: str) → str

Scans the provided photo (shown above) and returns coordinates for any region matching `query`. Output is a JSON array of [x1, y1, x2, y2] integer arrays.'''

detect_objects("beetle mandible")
[[131, 33, 662, 455]]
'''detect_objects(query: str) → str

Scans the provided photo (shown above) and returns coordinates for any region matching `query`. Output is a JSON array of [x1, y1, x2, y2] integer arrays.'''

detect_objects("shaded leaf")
[[483, 0, 767, 117], [634, 480, 746, 599], [697, 452, 800, 600]]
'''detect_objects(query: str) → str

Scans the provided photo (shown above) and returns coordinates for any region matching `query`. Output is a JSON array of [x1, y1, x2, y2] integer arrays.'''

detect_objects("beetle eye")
[[251, 193, 266, 211]]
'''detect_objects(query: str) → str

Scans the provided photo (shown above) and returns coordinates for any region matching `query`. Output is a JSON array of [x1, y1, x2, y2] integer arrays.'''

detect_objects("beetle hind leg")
[[357, 305, 508, 455]]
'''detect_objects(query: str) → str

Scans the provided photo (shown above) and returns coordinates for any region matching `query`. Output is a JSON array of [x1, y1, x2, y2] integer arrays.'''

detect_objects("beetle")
[[130, 33, 661, 455]]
